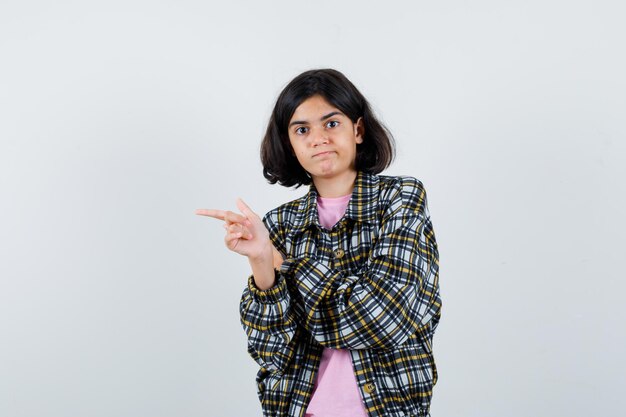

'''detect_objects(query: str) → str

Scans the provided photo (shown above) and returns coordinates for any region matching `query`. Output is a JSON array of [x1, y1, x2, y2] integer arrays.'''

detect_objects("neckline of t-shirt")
[[317, 193, 352, 204]]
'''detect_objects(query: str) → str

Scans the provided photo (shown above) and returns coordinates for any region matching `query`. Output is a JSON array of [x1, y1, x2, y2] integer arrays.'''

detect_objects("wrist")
[[248, 244, 273, 266]]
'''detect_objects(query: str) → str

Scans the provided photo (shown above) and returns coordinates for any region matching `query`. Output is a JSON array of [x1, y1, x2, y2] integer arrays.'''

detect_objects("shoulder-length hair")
[[260, 68, 396, 188]]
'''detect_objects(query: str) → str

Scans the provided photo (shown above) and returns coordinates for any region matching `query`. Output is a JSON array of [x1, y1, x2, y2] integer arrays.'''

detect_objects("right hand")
[[196, 198, 283, 267]]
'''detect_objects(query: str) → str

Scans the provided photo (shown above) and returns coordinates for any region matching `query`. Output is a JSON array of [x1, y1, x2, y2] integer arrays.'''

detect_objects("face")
[[287, 95, 364, 182]]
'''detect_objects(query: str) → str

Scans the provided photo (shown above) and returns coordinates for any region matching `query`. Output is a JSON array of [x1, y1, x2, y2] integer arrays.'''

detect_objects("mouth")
[[313, 151, 333, 157]]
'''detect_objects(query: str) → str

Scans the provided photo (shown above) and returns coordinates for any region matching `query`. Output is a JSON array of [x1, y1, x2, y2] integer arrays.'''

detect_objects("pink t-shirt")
[[304, 193, 369, 417]]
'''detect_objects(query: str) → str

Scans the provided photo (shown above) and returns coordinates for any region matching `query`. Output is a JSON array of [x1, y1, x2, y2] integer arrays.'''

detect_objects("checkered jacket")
[[240, 170, 442, 417]]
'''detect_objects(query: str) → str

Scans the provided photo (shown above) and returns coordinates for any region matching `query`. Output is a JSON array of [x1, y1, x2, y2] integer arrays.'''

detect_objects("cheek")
[[288, 139, 300, 154], [291, 146, 302, 158], [291, 143, 304, 157]]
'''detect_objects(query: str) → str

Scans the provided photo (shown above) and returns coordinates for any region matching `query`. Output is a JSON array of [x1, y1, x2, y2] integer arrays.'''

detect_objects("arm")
[[239, 270, 299, 374], [196, 199, 298, 373], [239, 216, 297, 374], [281, 177, 441, 350]]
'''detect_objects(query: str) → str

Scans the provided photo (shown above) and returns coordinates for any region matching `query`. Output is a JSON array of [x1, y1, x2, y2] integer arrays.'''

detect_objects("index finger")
[[196, 209, 249, 225], [195, 209, 226, 220]]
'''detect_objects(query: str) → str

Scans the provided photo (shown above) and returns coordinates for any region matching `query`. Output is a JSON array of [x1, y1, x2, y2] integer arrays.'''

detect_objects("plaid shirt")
[[239, 170, 441, 417]]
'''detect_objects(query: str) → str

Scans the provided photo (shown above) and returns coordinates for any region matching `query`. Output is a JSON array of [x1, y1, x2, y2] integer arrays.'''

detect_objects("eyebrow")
[[288, 111, 343, 128]]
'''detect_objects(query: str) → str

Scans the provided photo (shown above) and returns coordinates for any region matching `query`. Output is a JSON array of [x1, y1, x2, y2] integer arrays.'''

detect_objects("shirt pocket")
[[341, 222, 375, 273], [288, 229, 318, 259]]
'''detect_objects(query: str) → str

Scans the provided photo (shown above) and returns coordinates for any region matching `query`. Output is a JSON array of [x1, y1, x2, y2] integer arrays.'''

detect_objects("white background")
[[1, 1, 624, 416]]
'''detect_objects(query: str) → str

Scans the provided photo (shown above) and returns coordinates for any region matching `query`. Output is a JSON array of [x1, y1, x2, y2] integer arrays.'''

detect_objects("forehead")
[[290, 95, 342, 120]]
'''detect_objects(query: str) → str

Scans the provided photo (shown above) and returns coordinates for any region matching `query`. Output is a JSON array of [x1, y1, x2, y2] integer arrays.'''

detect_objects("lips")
[[313, 151, 333, 157]]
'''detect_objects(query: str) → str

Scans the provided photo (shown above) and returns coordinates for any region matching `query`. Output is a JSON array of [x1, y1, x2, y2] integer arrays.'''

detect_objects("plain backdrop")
[[1, 1, 624, 416]]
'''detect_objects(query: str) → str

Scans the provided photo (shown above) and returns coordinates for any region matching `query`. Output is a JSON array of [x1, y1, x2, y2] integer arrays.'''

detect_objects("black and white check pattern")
[[240, 170, 441, 417]]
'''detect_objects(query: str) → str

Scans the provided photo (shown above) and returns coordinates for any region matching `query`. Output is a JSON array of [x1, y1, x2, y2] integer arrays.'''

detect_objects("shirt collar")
[[293, 170, 380, 232]]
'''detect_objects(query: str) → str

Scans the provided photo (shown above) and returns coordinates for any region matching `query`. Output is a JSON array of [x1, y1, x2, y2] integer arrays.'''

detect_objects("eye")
[[295, 126, 308, 135], [326, 120, 339, 128]]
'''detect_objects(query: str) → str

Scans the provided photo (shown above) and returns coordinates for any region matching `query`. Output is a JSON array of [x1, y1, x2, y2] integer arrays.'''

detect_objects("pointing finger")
[[195, 209, 226, 220], [197, 209, 247, 225]]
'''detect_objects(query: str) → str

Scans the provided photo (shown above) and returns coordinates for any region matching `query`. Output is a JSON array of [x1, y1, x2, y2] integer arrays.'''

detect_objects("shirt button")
[[364, 383, 376, 394], [334, 248, 345, 259]]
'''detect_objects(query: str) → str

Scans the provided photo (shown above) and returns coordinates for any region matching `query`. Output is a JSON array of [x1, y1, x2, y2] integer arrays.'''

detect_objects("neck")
[[312, 170, 358, 198]]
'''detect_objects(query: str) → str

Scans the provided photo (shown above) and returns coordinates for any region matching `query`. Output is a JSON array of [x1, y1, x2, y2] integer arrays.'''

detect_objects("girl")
[[196, 69, 441, 417]]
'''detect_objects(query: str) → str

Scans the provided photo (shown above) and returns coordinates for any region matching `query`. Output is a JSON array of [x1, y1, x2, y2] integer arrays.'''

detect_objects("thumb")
[[236, 197, 257, 222]]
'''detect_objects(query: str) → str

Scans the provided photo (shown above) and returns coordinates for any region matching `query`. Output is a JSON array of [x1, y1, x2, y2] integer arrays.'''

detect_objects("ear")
[[354, 117, 364, 144]]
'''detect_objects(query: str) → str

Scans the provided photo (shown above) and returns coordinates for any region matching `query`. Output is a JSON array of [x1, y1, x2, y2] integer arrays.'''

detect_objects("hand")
[[196, 198, 273, 262]]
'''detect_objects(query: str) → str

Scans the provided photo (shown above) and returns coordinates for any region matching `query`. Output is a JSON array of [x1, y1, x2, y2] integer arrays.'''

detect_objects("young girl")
[[196, 69, 441, 417]]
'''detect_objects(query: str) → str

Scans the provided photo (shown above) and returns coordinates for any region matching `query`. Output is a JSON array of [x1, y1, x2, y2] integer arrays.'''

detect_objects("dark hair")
[[260, 68, 396, 188]]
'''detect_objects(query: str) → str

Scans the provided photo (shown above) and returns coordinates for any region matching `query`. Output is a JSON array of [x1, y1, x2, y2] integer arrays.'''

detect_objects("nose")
[[311, 127, 329, 147]]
